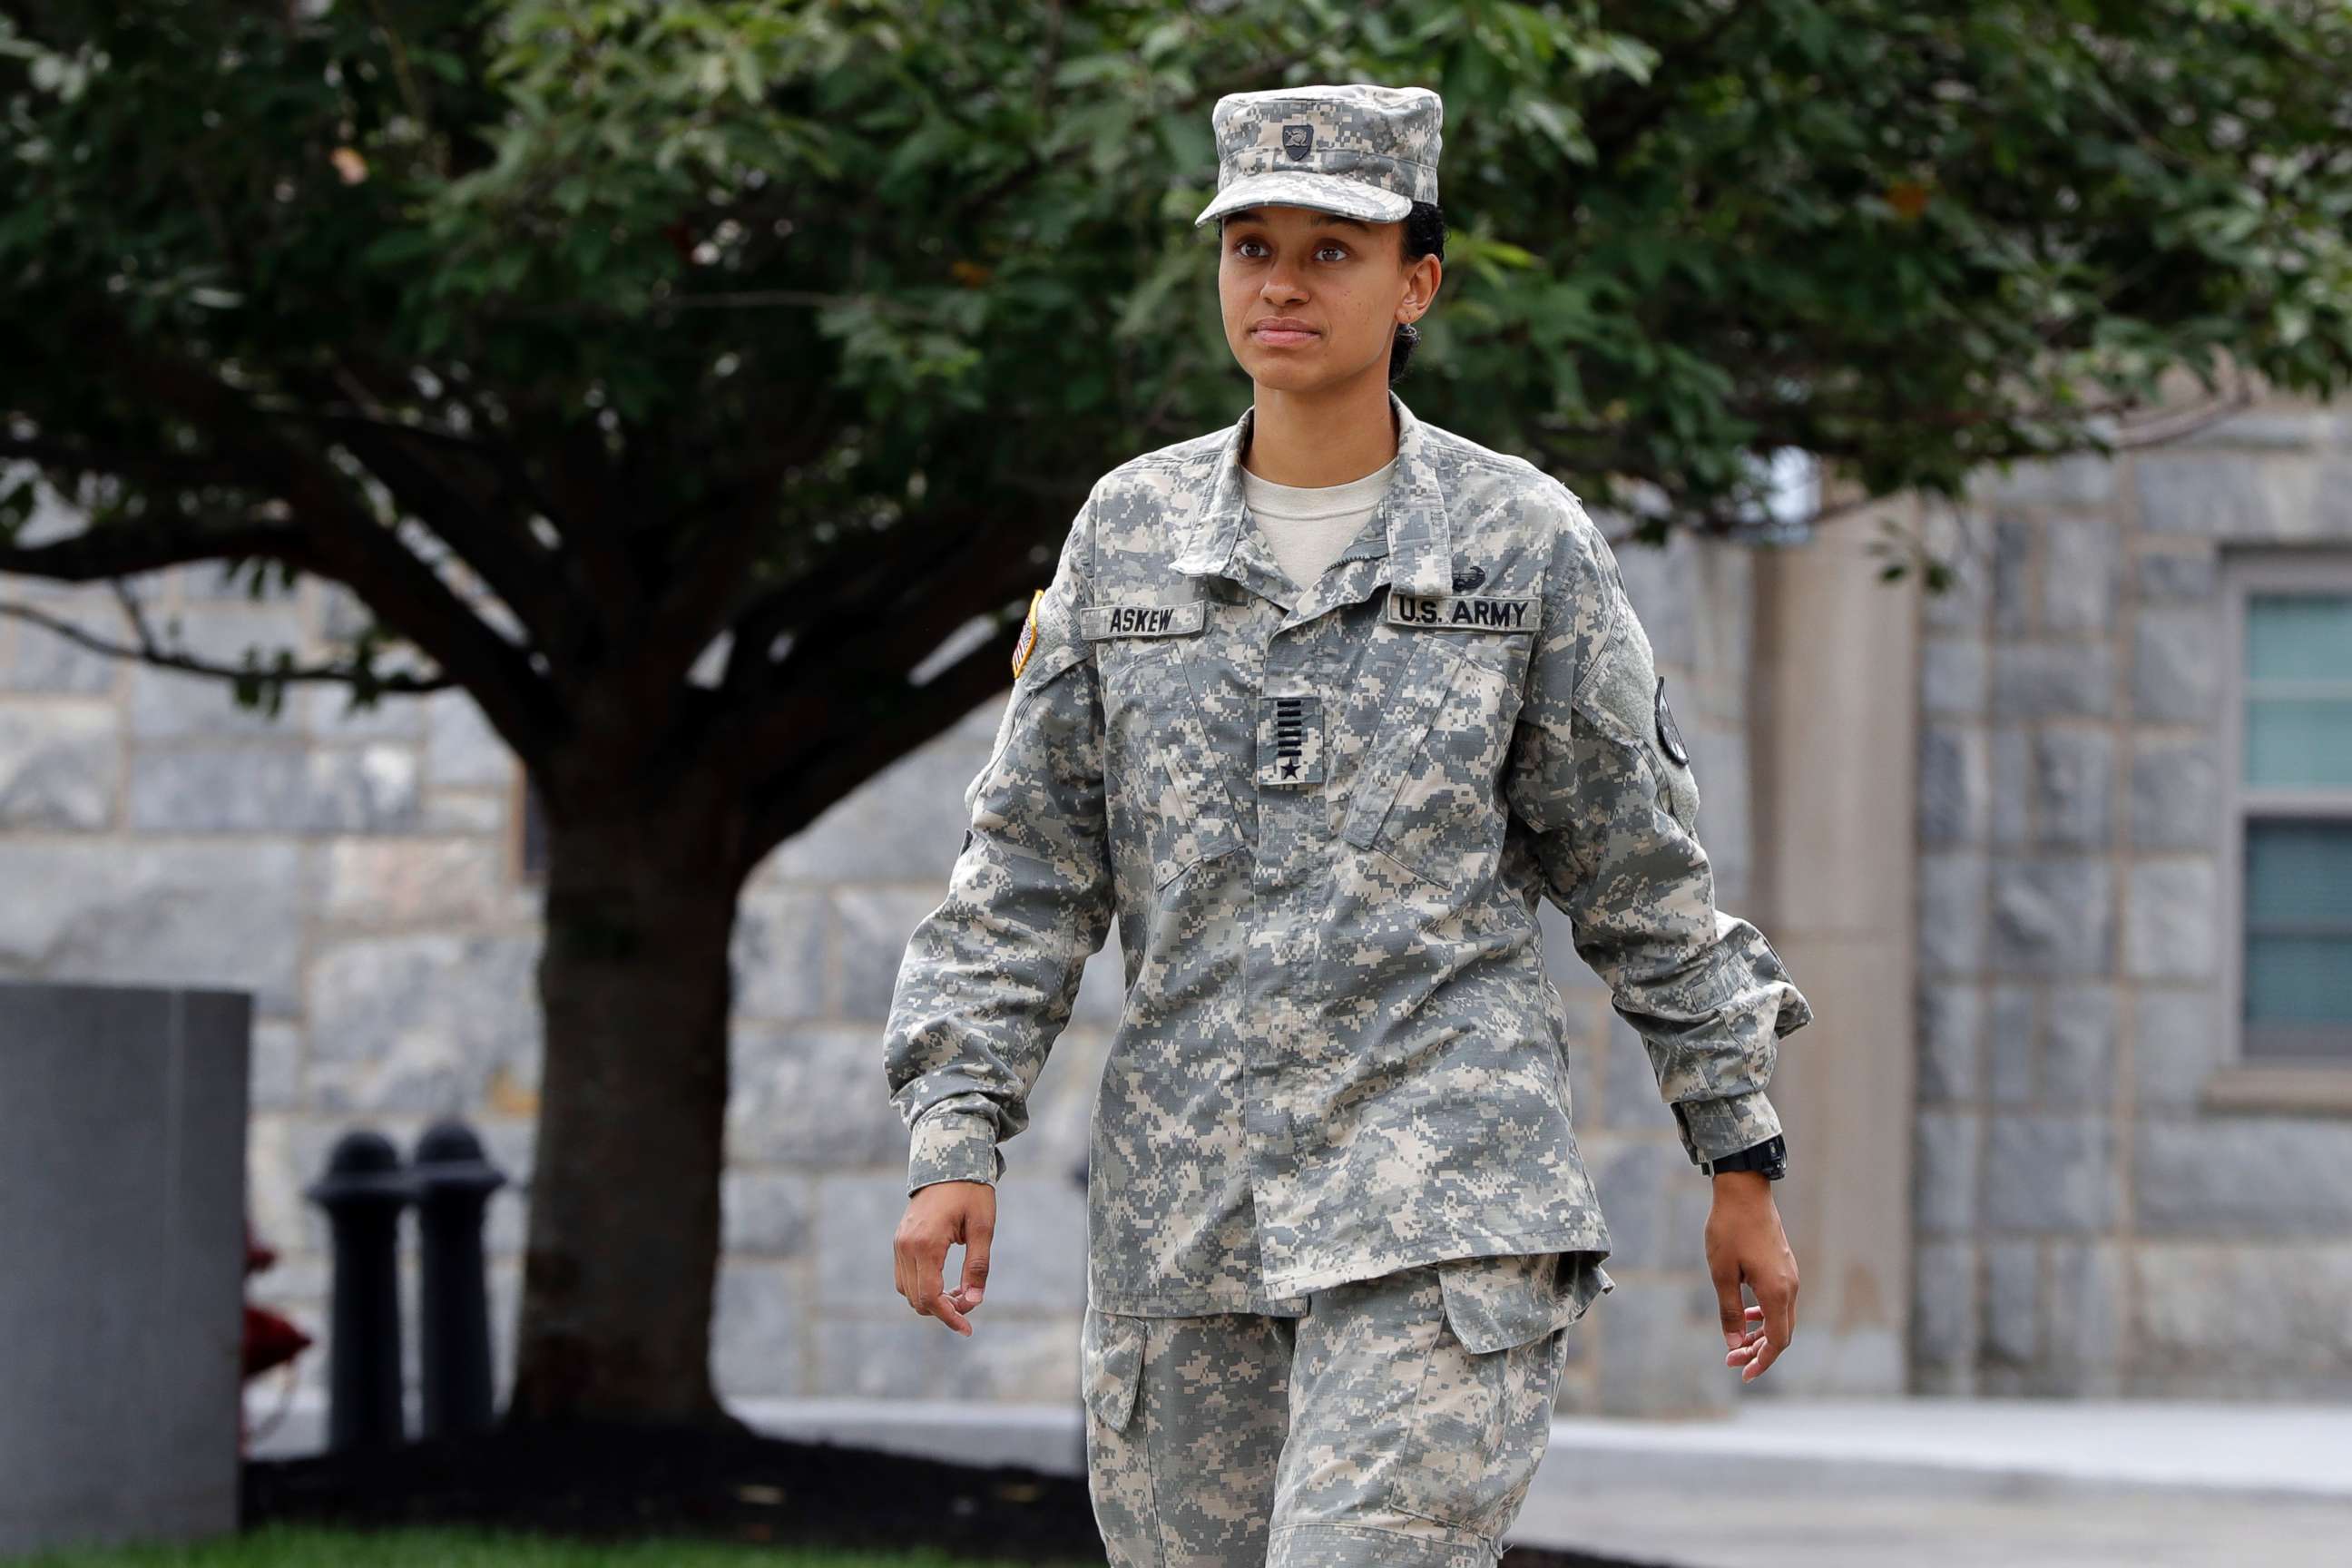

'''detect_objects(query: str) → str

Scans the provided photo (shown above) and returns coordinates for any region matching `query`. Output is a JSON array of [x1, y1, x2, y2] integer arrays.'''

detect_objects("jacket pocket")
[[1341, 629, 1526, 890], [1100, 640, 1241, 889], [1080, 1306, 1146, 1432]]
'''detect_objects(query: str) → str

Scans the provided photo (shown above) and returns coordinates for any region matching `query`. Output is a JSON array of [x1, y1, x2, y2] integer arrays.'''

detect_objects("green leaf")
[[729, 44, 760, 104]]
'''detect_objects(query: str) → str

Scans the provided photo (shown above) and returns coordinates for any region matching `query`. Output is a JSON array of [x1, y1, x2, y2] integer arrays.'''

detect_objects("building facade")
[[1910, 392, 2352, 1399], [0, 379, 2345, 1417]]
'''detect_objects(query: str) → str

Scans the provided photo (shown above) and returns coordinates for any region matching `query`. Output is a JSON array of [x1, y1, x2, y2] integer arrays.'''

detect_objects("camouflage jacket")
[[883, 389, 1812, 1318]]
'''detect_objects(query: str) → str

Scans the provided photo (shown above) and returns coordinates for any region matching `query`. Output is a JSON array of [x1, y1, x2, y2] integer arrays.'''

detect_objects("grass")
[[17, 1524, 1103, 1568]]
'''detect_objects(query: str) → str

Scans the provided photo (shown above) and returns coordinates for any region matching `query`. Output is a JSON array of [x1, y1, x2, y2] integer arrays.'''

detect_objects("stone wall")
[[0, 548, 547, 1418], [1910, 388, 2352, 1398], [0, 514, 1763, 1420]]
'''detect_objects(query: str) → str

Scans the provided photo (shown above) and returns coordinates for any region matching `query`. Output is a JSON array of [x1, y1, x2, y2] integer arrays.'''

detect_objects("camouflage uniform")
[[1082, 1251, 1588, 1566], [882, 82, 1811, 1565]]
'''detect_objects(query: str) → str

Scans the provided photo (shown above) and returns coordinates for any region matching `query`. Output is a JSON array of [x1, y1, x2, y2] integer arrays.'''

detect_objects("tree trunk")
[[504, 802, 748, 1427]]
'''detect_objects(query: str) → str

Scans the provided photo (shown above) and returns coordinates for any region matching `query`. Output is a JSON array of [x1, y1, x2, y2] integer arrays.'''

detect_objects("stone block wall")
[[1910, 392, 2352, 1398], [0, 552, 549, 1420], [0, 515, 1762, 1420]]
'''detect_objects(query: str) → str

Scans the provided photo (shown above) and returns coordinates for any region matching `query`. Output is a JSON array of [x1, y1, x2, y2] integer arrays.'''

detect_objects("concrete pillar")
[[1746, 489, 1923, 1394]]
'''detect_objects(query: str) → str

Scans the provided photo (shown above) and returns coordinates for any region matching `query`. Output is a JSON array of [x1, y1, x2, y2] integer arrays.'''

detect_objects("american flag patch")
[[1011, 588, 1044, 678]]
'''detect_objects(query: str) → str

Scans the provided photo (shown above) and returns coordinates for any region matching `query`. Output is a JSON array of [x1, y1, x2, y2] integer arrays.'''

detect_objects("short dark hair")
[[1391, 201, 1446, 385]]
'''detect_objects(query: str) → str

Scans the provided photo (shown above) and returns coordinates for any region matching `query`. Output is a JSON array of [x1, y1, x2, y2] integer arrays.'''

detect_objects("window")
[[2223, 554, 2352, 1063]]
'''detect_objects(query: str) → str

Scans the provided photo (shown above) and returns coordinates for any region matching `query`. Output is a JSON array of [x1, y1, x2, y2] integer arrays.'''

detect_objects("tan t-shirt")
[[1240, 455, 1399, 593]]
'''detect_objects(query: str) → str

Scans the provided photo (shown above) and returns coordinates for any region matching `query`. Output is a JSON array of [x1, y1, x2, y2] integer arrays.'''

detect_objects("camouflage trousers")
[[1080, 1250, 1604, 1567]]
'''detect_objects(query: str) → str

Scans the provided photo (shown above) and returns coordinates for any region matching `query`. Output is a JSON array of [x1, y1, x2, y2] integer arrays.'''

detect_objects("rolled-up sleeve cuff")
[[1672, 1090, 1784, 1168], [906, 1107, 1004, 1194]]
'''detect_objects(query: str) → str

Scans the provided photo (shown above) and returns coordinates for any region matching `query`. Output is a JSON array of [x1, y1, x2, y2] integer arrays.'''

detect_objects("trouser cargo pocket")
[[1377, 1255, 1577, 1548], [1080, 1306, 1153, 1568], [1081, 1305, 1146, 1432]]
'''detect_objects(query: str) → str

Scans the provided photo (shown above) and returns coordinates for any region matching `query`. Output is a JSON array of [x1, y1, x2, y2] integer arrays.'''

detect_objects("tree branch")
[[0, 435, 250, 492], [534, 412, 642, 649], [636, 379, 837, 700], [0, 517, 314, 582], [724, 503, 1040, 797], [0, 595, 451, 694], [736, 628, 1016, 874], [298, 404, 573, 663], [272, 353, 585, 656], [82, 318, 564, 767]]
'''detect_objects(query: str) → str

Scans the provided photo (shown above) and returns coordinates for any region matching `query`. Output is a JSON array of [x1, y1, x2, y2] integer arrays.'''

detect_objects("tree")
[[4, 0, 2347, 1426]]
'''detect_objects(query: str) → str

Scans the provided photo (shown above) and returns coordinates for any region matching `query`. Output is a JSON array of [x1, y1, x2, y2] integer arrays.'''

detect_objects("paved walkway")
[[250, 1390, 2352, 1565], [1504, 1397, 2352, 1567], [1511, 1490, 2352, 1568]]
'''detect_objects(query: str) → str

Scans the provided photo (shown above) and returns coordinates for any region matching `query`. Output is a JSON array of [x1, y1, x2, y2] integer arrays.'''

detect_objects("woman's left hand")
[[1703, 1171, 1798, 1382]]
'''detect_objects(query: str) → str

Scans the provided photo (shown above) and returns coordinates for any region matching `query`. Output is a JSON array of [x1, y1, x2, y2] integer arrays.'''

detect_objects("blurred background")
[[2, 3, 2347, 1566]]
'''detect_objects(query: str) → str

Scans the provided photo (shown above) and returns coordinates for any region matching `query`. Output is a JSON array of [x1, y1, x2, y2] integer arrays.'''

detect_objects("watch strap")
[[1700, 1132, 1787, 1180]]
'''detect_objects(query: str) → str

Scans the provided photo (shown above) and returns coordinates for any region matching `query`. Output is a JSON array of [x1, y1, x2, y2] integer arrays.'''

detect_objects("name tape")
[[1078, 600, 1209, 640]]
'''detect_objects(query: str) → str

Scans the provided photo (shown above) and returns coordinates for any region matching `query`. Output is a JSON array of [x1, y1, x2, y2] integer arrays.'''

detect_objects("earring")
[[1398, 321, 1420, 343]]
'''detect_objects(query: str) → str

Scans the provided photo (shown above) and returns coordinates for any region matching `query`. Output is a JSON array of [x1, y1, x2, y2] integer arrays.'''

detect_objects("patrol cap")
[[1192, 83, 1442, 229]]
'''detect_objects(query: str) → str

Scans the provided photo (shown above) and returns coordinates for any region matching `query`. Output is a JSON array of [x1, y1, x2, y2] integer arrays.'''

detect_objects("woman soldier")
[[885, 82, 1809, 1568]]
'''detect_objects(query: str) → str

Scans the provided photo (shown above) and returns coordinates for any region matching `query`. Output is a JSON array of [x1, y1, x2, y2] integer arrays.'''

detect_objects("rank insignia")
[[1653, 675, 1690, 767], [1257, 692, 1325, 787], [1012, 588, 1044, 679]]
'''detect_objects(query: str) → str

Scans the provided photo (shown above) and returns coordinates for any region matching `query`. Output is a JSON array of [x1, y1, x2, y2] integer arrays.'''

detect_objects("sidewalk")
[[1505, 1397, 2352, 1567], [247, 1389, 2352, 1566]]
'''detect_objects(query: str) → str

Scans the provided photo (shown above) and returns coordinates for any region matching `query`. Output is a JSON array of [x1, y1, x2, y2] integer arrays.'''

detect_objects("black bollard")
[[411, 1119, 507, 1437], [304, 1129, 414, 1452]]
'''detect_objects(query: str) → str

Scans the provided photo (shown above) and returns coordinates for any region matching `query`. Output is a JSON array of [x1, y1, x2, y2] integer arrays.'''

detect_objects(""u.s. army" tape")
[[1386, 591, 1538, 631]]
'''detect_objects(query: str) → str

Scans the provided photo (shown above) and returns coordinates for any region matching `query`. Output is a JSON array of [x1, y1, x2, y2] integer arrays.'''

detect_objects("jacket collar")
[[1171, 387, 1455, 608]]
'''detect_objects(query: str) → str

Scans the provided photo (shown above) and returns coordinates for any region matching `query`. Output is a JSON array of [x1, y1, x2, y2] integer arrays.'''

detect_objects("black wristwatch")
[[1700, 1132, 1787, 1181]]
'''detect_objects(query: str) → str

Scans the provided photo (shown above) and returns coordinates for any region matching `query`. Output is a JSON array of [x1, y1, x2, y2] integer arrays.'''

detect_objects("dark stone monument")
[[0, 980, 250, 1554]]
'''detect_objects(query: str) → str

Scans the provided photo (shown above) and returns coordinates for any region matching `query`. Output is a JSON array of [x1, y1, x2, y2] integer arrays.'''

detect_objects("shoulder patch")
[[1012, 588, 1044, 679], [1653, 674, 1690, 767]]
